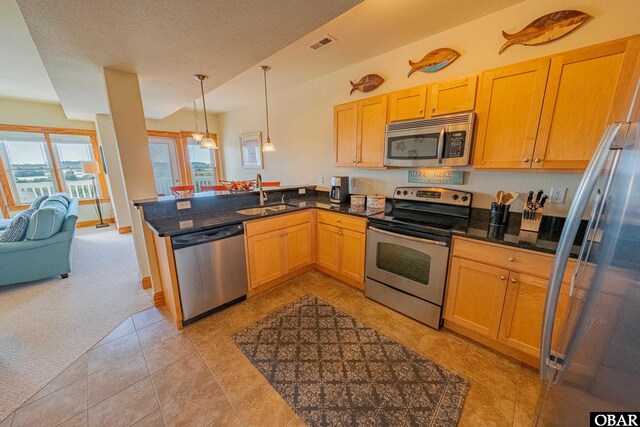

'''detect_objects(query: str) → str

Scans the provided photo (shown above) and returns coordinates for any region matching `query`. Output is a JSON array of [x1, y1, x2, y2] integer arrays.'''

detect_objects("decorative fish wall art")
[[407, 48, 461, 77], [350, 74, 385, 95], [499, 10, 591, 54]]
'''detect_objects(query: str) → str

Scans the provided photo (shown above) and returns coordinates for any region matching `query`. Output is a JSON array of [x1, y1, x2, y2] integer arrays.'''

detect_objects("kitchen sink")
[[235, 204, 296, 216]]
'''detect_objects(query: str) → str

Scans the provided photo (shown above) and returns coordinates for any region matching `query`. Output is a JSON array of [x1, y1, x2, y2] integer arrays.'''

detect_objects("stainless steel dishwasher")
[[171, 223, 248, 326]]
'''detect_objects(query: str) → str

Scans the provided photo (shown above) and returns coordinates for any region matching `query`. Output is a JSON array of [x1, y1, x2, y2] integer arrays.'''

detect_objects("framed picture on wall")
[[240, 132, 263, 169]]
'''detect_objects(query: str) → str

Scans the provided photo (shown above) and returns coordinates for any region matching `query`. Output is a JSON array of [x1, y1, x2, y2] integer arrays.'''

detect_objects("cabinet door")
[[473, 59, 550, 169], [334, 102, 358, 167], [316, 223, 340, 273], [533, 40, 630, 169], [388, 86, 427, 122], [284, 222, 313, 272], [356, 95, 387, 168], [444, 257, 509, 339], [498, 273, 571, 357], [338, 229, 365, 287], [428, 74, 477, 116], [246, 229, 285, 289]]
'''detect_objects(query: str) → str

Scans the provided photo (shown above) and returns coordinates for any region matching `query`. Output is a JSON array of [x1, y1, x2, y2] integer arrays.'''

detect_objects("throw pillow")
[[25, 206, 67, 240], [0, 209, 35, 243], [43, 196, 69, 210]]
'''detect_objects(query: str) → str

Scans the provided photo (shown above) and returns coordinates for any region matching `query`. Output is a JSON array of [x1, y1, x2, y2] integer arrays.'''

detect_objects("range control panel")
[[393, 187, 472, 207]]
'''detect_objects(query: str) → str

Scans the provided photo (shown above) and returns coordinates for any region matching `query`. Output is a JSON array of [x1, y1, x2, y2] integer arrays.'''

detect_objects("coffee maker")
[[329, 176, 349, 204]]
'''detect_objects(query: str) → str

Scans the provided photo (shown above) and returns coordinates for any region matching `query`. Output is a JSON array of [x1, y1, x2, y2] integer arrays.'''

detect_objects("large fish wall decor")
[[407, 48, 460, 77], [499, 10, 591, 54], [350, 74, 385, 95]]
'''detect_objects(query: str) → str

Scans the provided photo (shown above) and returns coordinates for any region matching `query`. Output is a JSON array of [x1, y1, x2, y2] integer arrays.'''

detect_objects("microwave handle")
[[437, 128, 445, 164]]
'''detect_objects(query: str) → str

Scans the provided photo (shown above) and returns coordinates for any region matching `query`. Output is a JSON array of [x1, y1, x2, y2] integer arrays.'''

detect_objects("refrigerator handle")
[[539, 123, 623, 380]]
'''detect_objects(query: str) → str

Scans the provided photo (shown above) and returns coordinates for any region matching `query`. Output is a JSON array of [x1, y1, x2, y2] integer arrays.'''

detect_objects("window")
[[0, 127, 107, 207], [148, 136, 180, 196], [185, 136, 218, 191], [0, 131, 57, 204], [50, 134, 98, 199]]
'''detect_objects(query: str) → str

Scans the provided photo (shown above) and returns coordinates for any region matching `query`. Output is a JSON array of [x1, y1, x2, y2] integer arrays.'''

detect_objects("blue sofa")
[[0, 194, 79, 286]]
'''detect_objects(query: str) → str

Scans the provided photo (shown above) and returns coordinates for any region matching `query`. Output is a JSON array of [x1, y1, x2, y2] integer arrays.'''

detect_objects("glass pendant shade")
[[262, 136, 276, 152], [200, 135, 217, 149], [192, 132, 204, 142]]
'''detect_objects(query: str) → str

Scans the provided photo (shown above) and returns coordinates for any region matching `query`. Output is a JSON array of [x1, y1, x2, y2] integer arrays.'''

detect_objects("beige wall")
[[146, 108, 218, 134], [218, 0, 640, 217]]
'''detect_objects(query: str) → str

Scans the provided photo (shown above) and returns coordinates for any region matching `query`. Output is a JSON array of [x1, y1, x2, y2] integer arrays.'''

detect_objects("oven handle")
[[437, 127, 445, 164], [369, 226, 447, 246]]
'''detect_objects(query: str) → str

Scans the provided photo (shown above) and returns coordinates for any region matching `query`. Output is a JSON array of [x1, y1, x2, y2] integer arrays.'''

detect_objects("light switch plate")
[[177, 201, 191, 210], [549, 187, 567, 204], [179, 220, 193, 229], [299, 188, 306, 194]]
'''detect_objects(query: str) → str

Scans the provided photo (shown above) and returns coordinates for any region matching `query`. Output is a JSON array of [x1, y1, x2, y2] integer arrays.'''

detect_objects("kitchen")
[[125, 2, 640, 426]]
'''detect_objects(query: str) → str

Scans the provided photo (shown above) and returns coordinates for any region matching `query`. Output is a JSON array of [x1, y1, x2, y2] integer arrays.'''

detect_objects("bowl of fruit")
[[220, 180, 256, 191]]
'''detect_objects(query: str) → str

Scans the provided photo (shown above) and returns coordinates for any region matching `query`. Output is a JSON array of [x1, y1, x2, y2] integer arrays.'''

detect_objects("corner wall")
[[218, 0, 640, 217]]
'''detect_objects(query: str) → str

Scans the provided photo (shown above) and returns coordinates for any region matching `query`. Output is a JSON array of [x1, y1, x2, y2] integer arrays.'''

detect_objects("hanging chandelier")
[[191, 101, 204, 143], [260, 65, 276, 152], [193, 74, 217, 149]]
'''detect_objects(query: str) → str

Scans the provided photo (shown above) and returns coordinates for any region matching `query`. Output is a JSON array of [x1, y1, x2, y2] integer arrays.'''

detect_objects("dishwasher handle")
[[172, 223, 244, 249]]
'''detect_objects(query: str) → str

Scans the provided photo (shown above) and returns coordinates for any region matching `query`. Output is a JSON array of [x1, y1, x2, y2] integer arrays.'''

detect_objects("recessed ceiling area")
[[15, 0, 362, 119], [196, 0, 526, 113]]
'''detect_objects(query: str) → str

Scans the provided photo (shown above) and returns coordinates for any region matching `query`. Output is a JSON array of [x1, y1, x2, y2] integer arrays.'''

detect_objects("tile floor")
[[0, 271, 543, 427]]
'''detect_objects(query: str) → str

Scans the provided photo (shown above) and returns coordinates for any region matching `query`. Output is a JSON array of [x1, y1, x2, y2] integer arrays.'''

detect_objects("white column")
[[102, 68, 157, 279]]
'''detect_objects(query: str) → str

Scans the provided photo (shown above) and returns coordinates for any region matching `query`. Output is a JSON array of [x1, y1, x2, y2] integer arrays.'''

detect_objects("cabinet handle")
[[534, 158, 541, 163], [510, 278, 517, 284], [508, 257, 515, 262], [336, 219, 341, 223], [419, 108, 423, 114], [500, 275, 507, 280], [431, 106, 436, 113], [523, 158, 530, 163]]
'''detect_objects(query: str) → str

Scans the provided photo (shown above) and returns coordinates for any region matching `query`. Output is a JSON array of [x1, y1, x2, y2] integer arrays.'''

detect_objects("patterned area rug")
[[233, 294, 469, 426]]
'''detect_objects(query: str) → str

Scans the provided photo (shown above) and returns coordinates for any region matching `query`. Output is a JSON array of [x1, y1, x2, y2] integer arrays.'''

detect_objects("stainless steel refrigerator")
[[536, 119, 640, 425]]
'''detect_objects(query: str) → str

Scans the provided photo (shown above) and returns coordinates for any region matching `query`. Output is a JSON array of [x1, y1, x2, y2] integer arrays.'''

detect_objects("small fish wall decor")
[[499, 10, 591, 54], [350, 74, 385, 95], [407, 48, 460, 77]]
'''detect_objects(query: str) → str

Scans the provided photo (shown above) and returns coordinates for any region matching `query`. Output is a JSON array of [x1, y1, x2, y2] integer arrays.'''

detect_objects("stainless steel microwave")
[[384, 112, 475, 167]]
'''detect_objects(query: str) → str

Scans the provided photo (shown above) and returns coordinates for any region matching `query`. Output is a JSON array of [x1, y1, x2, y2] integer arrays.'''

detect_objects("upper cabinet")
[[334, 95, 387, 168], [388, 86, 427, 122], [533, 39, 639, 169], [428, 74, 478, 117], [474, 37, 640, 170], [473, 58, 550, 169]]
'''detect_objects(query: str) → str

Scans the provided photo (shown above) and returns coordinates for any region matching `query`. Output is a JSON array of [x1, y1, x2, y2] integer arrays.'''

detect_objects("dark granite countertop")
[[451, 208, 584, 258], [145, 196, 382, 237]]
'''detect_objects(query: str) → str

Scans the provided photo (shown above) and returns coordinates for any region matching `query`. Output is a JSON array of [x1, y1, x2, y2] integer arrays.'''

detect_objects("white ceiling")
[[204, 0, 525, 113], [15, 0, 361, 119], [3, 0, 525, 120], [0, 0, 58, 104]]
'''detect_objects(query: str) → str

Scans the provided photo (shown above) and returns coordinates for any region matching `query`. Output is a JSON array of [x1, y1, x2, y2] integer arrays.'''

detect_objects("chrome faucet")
[[256, 173, 267, 206]]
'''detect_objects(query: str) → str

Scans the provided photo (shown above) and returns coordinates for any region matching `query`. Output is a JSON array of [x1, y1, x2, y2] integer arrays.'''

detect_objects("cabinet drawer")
[[452, 237, 576, 282], [245, 211, 311, 237], [317, 210, 366, 234]]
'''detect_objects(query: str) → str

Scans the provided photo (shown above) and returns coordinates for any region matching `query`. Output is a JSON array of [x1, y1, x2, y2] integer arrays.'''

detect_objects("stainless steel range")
[[365, 187, 472, 329]]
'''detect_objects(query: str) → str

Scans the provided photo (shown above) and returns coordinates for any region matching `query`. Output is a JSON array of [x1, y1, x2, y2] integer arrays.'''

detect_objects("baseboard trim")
[[141, 276, 152, 290], [77, 218, 115, 228], [153, 290, 165, 306], [118, 226, 132, 234]]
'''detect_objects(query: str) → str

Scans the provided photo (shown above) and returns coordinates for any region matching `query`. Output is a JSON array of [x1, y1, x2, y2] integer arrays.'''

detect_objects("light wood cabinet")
[[428, 74, 478, 117], [316, 212, 366, 288], [533, 39, 635, 169], [245, 212, 313, 291], [388, 86, 427, 122], [445, 237, 577, 366], [473, 58, 550, 169], [334, 96, 387, 168]]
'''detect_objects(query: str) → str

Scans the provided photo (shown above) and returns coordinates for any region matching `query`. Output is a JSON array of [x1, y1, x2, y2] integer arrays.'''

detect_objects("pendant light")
[[260, 65, 276, 152], [193, 74, 217, 149], [191, 101, 204, 143]]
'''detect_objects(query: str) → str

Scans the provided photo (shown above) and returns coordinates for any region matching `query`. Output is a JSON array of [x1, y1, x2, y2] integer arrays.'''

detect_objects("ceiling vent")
[[307, 35, 336, 51]]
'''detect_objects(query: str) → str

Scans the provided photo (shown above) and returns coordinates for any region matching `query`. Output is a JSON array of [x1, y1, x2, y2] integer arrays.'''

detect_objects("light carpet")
[[0, 226, 152, 421]]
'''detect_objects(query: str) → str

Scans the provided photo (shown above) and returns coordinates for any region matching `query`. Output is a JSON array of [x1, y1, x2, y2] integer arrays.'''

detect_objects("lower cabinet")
[[444, 237, 575, 365], [316, 212, 366, 288], [245, 212, 313, 291]]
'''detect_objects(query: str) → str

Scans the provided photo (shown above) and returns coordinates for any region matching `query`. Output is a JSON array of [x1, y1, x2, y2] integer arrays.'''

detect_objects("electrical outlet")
[[176, 201, 191, 210], [298, 188, 306, 195], [318, 176, 324, 185], [549, 187, 567, 204]]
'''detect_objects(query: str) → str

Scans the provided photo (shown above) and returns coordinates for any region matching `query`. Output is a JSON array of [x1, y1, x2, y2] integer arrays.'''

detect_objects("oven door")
[[366, 225, 450, 305]]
